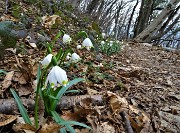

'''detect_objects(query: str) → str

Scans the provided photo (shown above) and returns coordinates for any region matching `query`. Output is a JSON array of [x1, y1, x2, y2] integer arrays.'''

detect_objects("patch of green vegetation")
[[102, 61, 115, 69], [116, 81, 126, 92], [100, 41, 122, 56], [12, 4, 21, 18]]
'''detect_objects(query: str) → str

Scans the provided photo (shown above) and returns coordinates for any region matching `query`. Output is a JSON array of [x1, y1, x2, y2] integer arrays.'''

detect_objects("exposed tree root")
[[0, 95, 103, 114]]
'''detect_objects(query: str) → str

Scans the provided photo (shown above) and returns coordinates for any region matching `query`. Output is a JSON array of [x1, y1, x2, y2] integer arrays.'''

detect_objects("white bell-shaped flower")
[[41, 54, 53, 66], [66, 53, 71, 60], [116, 40, 119, 43], [101, 41, 105, 45], [76, 45, 82, 49], [70, 53, 81, 62], [102, 33, 106, 38], [109, 41, 113, 46], [63, 34, 72, 44], [45, 66, 68, 88], [66, 55, 71, 60], [82, 38, 93, 50]]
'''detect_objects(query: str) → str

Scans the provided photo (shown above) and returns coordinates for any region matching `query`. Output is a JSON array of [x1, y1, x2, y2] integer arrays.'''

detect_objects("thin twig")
[[121, 111, 134, 133], [5, 0, 9, 13]]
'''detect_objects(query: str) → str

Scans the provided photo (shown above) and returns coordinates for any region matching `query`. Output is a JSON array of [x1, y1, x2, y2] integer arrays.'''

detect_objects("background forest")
[[67, 0, 179, 48]]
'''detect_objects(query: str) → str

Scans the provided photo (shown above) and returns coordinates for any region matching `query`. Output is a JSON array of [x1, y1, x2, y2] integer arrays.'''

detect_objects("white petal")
[[66, 55, 70, 60], [82, 38, 93, 47], [71, 53, 80, 62], [47, 67, 57, 86], [41, 54, 53, 66], [86, 46, 90, 51], [76, 45, 81, 49], [101, 41, 105, 45], [63, 34, 71, 43], [102, 33, 106, 38], [67, 53, 71, 56], [54, 66, 68, 85]]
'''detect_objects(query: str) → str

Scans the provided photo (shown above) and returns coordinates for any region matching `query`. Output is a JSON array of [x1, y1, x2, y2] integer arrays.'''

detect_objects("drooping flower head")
[[102, 33, 106, 38], [45, 66, 68, 89], [66, 53, 71, 60], [101, 41, 105, 45], [41, 54, 53, 67], [76, 45, 82, 49], [109, 41, 113, 46], [70, 53, 81, 62], [82, 38, 93, 50], [63, 34, 72, 44]]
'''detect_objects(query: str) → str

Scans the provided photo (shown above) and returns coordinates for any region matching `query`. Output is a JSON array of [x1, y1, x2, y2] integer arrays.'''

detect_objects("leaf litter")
[[0, 1, 180, 133]]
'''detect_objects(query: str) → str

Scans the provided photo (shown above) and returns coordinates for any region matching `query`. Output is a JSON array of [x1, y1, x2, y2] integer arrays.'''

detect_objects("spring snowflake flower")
[[76, 45, 82, 49], [66, 53, 71, 60], [63, 34, 72, 44], [82, 38, 93, 50], [109, 41, 113, 46], [102, 33, 106, 38], [45, 66, 68, 88], [41, 54, 53, 66], [70, 53, 81, 62], [116, 40, 119, 43], [101, 41, 105, 45]]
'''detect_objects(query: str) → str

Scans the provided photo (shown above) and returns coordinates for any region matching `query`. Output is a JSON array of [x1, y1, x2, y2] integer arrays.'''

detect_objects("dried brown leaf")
[[12, 123, 36, 133], [0, 114, 17, 127], [38, 123, 61, 133], [1, 71, 14, 91]]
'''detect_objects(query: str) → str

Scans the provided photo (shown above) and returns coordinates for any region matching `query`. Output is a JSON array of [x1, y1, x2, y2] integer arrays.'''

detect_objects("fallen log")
[[0, 95, 103, 114]]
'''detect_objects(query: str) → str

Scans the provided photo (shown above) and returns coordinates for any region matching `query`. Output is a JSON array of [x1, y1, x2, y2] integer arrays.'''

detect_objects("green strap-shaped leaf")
[[51, 78, 85, 110], [51, 111, 76, 133], [10, 88, 32, 125], [0, 69, 7, 74]]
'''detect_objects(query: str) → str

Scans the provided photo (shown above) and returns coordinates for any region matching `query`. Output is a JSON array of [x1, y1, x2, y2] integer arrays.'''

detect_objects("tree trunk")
[[151, 10, 180, 41], [86, 0, 100, 15], [114, 1, 123, 39], [68, 0, 82, 8], [135, 0, 179, 42], [126, 0, 139, 39], [133, 0, 154, 37]]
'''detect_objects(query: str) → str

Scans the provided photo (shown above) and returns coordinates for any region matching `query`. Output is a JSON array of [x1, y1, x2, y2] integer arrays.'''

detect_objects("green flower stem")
[[47, 45, 52, 54], [34, 74, 42, 128], [51, 30, 65, 47], [52, 56, 58, 66], [34, 63, 53, 128]]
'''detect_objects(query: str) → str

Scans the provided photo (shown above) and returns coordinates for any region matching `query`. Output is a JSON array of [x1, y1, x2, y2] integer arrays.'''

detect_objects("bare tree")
[[135, 0, 179, 42], [133, 0, 154, 37], [126, 0, 138, 39]]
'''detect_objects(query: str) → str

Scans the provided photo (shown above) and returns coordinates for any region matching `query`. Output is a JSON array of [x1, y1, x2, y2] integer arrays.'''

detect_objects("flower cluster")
[[40, 33, 94, 90]]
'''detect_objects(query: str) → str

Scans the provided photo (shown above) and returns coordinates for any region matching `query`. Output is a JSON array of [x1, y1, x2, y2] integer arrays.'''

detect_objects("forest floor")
[[0, 41, 179, 133], [0, 1, 180, 133]]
